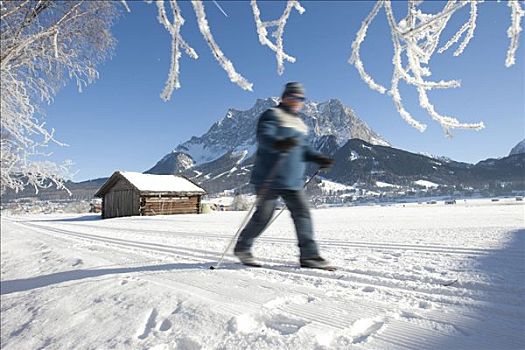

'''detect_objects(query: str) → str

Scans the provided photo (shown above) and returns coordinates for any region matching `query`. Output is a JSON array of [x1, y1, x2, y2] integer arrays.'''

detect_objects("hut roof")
[[95, 171, 206, 197]]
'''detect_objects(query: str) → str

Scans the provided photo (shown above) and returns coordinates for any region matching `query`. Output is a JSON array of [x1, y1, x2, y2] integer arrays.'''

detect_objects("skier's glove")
[[313, 155, 334, 170], [273, 137, 298, 152]]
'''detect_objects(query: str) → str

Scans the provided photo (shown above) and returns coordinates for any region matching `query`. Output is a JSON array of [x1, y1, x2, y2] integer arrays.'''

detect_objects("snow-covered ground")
[[1, 199, 524, 349]]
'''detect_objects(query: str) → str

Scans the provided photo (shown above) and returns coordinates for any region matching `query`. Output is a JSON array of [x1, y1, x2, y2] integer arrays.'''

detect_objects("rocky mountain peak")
[[510, 139, 525, 156], [171, 97, 389, 166], [145, 152, 194, 175]]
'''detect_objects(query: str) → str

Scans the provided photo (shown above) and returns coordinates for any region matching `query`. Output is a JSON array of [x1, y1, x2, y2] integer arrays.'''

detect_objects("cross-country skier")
[[233, 82, 335, 270]]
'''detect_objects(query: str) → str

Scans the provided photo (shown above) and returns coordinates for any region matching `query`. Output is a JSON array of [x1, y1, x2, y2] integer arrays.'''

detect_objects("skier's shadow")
[[0, 261, 239, 295]]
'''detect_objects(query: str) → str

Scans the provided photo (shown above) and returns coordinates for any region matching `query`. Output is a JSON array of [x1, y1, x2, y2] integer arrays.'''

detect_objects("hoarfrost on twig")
[[506, 0, 525, 67], [151, 0, 252, 99], [155, 0, 198, 101], [349, 0, 520, 136], [251, 0, 305, 75], [192, 0, 252, 91]]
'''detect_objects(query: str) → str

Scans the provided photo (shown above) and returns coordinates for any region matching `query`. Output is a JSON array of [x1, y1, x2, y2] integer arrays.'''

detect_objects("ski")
[[238, 262, 336, 271], [235, 263, 456, 286]]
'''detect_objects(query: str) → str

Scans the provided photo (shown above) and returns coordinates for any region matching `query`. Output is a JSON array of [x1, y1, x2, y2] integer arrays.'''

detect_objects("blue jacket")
[[250, 105, 323, 191]]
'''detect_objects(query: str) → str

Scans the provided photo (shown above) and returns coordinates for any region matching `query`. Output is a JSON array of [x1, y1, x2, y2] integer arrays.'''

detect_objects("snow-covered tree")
[[231, 193, 250, 211], [0, 1, 121, 194]]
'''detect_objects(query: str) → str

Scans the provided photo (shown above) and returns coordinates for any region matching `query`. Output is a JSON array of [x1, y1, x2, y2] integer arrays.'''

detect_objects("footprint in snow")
[[66, 258, 83, 267], [229, 312, 306, 336], [263, 294, 315, 309], [418, 301, 432, 309], [349, 318, 386, 344], [158, 319, 172, 332], [137, 308, 158, 340], [175, 337, 201, 350], [362, 286, 375, 293], [264, 313, 306, 335]]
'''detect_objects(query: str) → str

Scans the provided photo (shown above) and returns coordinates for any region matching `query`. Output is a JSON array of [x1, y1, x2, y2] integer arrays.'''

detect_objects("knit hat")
[[281, 82, 305, 98]]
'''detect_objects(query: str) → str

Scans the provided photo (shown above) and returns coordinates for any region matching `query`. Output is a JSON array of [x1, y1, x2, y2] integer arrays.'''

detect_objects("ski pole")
[[210, 152, 289, 270]]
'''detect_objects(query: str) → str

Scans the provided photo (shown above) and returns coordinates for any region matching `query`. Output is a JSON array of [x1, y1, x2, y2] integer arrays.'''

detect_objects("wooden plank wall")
[[103, 178, 140, 218], [141, 195, 200, 216]]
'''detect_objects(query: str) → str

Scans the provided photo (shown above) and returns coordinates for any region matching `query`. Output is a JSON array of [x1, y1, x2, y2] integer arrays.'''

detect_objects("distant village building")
[[206, 196, 234, 211], [94, 171, 206, 219], [89, 198, 102, 213]]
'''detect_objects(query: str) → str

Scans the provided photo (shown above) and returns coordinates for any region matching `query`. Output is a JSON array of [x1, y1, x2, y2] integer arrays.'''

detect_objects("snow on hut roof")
[[120, 171, 205, 193]]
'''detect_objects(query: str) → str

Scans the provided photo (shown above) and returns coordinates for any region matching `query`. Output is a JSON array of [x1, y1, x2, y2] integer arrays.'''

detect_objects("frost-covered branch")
[[150, 0, 307, 96], [349, 0, 386, 94], [151, 0, 252, 99], [384, 1, 482, 136], [439, 1, 482, 56], [191, 0, 252, 91], [349, 0, 522, 136], [251, 0, 305, 75], [506, 0, 525, 67], [155, 0, 198, 101], [120, 0, 131, 13]]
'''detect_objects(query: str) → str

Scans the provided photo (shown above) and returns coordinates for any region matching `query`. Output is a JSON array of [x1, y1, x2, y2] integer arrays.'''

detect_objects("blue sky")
[[44, 1, 524, 181]]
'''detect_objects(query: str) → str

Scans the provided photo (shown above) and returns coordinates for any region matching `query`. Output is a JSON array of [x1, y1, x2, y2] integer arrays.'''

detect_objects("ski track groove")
[[15, 220, 525, 317], [370, 318, 523, 350], [27, 220, 523, 258], [9, 219, 524, 329], [420, 309, 524, 344], [4, 217, 524, 349], [105, 258, 387, 333]]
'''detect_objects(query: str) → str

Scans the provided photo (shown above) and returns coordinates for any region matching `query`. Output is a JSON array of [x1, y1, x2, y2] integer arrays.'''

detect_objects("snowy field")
[[1, 199, 524, 349]]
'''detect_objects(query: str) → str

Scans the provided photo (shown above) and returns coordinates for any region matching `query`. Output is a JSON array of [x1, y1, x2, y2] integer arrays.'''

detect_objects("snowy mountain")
[[328, 139, 525, 188], [3, 143, 524, 202], [509, 139, 525, 156], [328, 139, 473, 186], [183, 150, 253, 195], [145, 152, 194, 175], [4, 98, 524, 201], [169, 138, 525, 197], [164, 97, 389, 168]]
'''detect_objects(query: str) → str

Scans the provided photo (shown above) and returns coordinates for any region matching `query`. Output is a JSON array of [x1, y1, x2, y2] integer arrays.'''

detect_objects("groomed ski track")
[[1, 201, 524, 349]]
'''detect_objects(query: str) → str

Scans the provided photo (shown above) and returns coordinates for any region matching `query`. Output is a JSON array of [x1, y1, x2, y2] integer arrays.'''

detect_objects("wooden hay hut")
[[94, 171, 206, 219]]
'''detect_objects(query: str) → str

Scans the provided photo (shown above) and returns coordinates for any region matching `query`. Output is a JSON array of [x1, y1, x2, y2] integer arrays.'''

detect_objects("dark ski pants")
[[234, 189, 320, 259]]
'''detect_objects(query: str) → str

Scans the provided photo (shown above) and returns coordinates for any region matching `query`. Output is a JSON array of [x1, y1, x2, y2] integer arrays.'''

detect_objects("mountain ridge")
[[147, 97, 390, 174]]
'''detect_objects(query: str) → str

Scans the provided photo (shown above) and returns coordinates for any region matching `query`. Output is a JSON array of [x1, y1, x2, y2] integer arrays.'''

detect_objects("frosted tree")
[[231, 193, 250, 211], [349, 0, 524, 137], [1, 1, 121, 193]]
